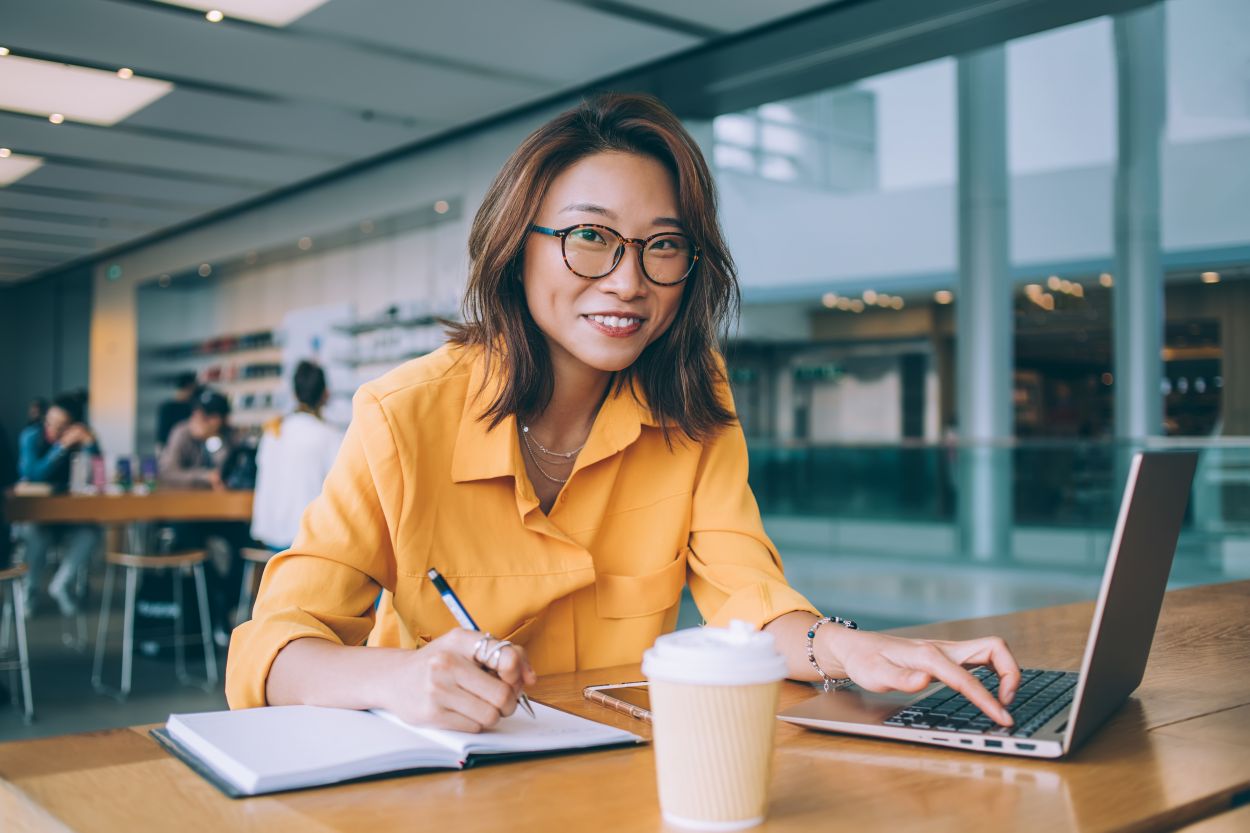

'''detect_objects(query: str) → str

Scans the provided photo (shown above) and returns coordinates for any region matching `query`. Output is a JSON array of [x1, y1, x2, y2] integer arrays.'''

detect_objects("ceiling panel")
[[18, 164, 261, 207], [294, 0, 699, 84], [0, 215, 144, 244], [0, 112, 331, 182], [8, 0, 553, 121], [122, 89, 427, 158], [0, 192, 191, 230], [610, 0, 839, 31]]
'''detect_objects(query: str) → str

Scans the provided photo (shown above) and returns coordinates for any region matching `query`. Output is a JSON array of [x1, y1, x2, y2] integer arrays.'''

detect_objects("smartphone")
[[583, 682, 651, 722]]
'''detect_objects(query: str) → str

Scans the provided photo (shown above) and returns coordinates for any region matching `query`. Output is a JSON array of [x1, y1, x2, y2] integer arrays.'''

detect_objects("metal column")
[[956, 46, 1013, 562]]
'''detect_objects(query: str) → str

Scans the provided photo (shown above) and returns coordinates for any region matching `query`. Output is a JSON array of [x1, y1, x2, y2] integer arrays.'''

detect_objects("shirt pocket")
[[595, 548, 688, 619]]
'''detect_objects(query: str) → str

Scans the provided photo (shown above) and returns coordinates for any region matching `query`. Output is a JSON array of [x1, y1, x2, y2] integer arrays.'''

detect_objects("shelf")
[[337, 351, 431, 368], [143, 330, 278, 361], [334, 315, 454, 336]]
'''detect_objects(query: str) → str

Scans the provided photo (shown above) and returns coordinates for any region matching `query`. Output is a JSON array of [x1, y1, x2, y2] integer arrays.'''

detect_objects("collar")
[[450, 345, 658, 486]]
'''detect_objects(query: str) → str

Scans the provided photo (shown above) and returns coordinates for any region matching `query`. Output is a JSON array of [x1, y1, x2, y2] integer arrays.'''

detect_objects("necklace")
[[519, 423, 585, 459], [521, 428, 572, 484]]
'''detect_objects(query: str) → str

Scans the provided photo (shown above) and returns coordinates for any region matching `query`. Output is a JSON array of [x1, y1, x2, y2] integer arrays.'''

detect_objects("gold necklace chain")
[[521, 428, 573, 484], [519, 423, 585, 459]]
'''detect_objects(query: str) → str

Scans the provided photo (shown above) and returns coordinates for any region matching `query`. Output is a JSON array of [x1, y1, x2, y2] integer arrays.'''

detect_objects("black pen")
[[426, 568, 536, 719]]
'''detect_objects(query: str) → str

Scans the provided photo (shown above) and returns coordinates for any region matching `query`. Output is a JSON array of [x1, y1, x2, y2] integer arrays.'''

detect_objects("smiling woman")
[[226, 93, 1021, 735]]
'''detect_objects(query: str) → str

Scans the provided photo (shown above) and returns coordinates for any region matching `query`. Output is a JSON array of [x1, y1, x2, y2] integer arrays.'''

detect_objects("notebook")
[[154, 701, 643, 797]]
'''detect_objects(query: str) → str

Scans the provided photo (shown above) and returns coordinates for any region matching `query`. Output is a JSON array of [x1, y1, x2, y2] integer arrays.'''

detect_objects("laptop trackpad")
[[781, 685, 935, 724]]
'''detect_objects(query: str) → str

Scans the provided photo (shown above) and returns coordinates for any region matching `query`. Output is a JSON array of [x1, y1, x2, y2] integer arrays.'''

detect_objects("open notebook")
[[154, 702, 643, 797]]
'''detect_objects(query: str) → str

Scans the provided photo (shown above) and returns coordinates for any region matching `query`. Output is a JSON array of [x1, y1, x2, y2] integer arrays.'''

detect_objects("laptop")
[[777, 450, 1198, 759]]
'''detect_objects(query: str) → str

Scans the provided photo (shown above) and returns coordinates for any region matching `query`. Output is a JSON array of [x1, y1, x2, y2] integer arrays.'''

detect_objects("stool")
[[235, 547, 275, 627], [0, 564, 34, 722], [92, 551, 217, 700]]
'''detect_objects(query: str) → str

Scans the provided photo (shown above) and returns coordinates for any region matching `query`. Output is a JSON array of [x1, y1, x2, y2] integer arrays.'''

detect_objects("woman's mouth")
[[582, 313, 644, 338]]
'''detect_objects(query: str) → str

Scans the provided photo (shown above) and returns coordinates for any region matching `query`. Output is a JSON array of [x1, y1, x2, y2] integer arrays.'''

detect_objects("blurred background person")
[[17, 391, 102, 616], [156, 372, 200, 450], [158, 389, 233, 490], [250, 361, 343, 553], [25, 397, 49, 431]]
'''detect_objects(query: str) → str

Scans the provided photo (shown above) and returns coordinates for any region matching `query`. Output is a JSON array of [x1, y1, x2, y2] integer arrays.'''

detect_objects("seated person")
[[226, 95, 1020, 733], [251, 361, 343, 552], [158, 389, 234, 490], [17, 391, 102, 616]]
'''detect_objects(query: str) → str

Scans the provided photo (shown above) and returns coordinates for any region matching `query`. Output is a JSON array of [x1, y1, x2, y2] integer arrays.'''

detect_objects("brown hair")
[[446, 92, 738, 443]]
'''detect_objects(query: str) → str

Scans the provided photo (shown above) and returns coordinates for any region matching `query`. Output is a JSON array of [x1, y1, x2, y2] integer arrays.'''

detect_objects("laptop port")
[[984, 740, 1003, 749], [959, 739, 973, 745], [1015, 742, 1036, 751]]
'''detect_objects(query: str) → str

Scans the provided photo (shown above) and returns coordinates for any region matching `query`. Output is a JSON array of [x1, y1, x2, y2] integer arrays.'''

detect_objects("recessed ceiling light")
[[298, 236, 313, 250], [155, 1, 331, 27], [0, 55, 173, 126], [198, 263, 212, 277], [0, 151, 45, 186], [934, 290, 953, 304], [434, 200, 450, 215], [1200, 271, 1220, 284], [0, 47, 9, 57], [1099, 273, 1113, 287], [117, 67, 134, 80], [821, 292, 837, 309]]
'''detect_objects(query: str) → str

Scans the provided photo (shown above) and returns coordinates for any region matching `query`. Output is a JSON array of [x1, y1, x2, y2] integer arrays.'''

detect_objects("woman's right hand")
[[375, 630, 538, 733]]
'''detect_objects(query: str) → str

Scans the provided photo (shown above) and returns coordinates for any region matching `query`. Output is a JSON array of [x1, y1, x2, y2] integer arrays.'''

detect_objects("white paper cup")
[[643, 621, 787, 831]]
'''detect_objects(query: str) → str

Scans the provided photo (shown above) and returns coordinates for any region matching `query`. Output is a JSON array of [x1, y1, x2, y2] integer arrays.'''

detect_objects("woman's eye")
[[571, 228, 606, 245]]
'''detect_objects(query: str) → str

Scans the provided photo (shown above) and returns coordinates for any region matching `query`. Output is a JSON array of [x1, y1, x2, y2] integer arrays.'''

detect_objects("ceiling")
[[0, 0, 839, 284]]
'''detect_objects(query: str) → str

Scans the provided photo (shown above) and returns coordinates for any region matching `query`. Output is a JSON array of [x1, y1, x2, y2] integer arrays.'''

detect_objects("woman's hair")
[[51, 391, 86, 424], [293, 360, 327, 410], [446, 92, 737, 444]]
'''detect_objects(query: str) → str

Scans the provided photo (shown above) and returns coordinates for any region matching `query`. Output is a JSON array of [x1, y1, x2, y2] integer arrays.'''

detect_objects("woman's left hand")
[[821, 627, 1021, 726]]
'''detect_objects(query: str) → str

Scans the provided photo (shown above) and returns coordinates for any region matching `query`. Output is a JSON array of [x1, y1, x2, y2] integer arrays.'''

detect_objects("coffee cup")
[[642, 620, 787, 830]]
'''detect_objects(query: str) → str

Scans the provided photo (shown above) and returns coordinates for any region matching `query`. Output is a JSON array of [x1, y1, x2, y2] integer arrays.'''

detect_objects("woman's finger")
[[452, 658, 517, 715], [939, 637, 1022, 706], [905, 645, 1013, 726]]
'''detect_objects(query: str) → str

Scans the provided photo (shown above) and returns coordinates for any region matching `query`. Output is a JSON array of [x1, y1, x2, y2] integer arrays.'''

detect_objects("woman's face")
[[523, 151, 687, 379]]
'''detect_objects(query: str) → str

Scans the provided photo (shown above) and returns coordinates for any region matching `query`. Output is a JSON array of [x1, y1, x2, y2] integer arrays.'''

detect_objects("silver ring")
[[472, 633, 494, 665], [484, 639, 514, 671]]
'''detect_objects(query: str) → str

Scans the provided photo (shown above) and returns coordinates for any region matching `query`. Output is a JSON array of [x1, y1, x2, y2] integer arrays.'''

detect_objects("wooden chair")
[[0, 564, 34, 722], [92, 550, 217, 700], [235, 547, 275, 627]]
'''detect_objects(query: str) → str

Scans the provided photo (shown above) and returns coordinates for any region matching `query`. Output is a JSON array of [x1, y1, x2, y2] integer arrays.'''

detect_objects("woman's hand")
[[374, 629, 538, 733], [821, 627, 1020, 726]]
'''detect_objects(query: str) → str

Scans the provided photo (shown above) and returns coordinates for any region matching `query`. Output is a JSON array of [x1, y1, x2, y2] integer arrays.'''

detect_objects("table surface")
[[4, 490, 254, 524], [1, 580, 1247, 833]]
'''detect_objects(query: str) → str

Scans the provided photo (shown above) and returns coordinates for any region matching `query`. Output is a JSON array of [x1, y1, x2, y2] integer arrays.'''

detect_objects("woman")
[[250, 360, 343, 553], [227, 93, 1020, 732]]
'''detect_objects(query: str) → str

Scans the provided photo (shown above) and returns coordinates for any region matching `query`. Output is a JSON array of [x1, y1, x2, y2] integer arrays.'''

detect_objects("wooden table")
[[1, 581, 1246, 832], [5, 491, 254, 525]]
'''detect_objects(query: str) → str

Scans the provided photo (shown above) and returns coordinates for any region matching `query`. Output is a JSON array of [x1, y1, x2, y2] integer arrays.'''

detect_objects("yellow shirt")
[[226, 343, 817, 709]]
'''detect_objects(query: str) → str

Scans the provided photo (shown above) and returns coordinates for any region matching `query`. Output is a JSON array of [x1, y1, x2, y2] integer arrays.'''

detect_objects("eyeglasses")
[[530, 223, 698, 286]]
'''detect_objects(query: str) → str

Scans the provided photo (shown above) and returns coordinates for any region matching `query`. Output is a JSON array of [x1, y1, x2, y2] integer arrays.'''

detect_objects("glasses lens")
[[643, 234, 695, 284], [563, 226, 620, 278]]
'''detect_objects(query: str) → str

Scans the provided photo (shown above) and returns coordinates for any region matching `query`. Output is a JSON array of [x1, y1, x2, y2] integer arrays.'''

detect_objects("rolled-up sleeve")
[[225, 388, 402, 709], [686, 410, 819, 630]]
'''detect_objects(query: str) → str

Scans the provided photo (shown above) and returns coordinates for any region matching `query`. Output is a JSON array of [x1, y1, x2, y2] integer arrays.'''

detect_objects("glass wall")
[[708, 0, 1250, 629]]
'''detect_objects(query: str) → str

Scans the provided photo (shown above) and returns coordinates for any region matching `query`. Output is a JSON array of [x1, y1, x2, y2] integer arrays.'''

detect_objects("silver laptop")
[[778, 450, 1198, 759]]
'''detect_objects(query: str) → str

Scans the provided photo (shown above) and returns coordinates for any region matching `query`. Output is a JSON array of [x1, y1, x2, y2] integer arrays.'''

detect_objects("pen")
[[427, 568, 536, 719]]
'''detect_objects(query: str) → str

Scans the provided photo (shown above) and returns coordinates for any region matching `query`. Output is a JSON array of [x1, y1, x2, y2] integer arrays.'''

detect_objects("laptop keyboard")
[[883, 667, 1079, 738]]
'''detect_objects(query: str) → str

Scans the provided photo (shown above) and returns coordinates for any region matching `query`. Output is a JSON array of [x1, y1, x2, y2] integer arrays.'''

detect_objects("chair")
[[92, 550, 217, 700], [235, 547, 275, 627], [0, 564, 34, 722]]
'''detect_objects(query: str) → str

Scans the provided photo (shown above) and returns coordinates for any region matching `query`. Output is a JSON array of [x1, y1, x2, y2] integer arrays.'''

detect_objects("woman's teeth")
[[587, 314, 640, 328]]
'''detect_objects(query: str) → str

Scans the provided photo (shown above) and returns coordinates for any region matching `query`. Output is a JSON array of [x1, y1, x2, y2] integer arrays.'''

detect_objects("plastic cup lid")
[[642, 620, 787, 686]]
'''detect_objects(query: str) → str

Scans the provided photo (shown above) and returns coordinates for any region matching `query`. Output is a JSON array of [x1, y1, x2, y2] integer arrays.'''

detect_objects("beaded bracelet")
[[806, 615, 859, 693]]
